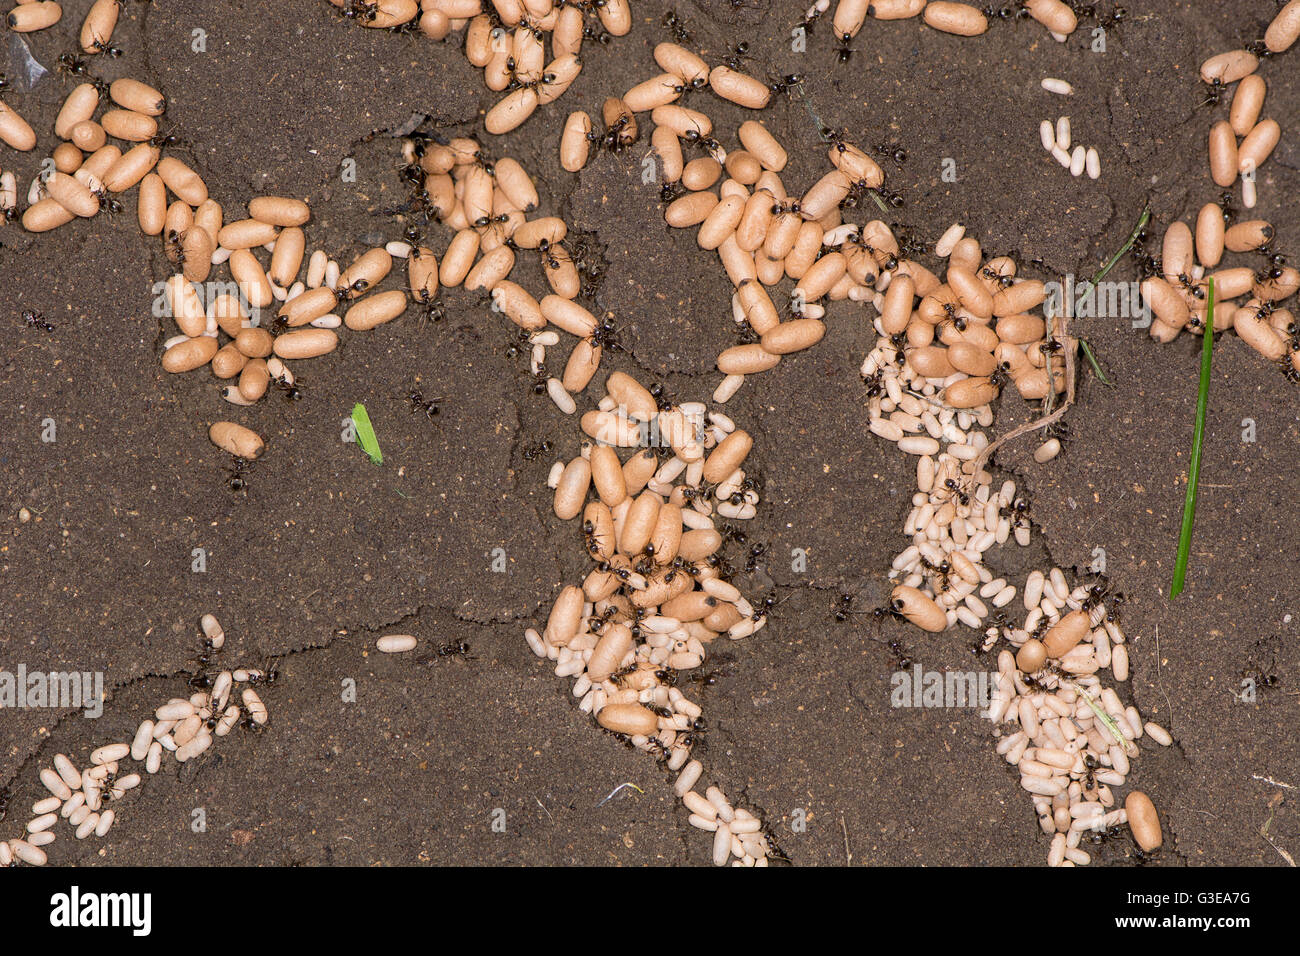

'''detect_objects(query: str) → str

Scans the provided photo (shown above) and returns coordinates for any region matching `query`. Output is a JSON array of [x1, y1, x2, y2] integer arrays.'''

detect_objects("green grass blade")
[[351, 402, 383, 466], [1076, 202, 1151, 302], [1170, 278, 1214, 598], [1077, 338, 1113, 386]]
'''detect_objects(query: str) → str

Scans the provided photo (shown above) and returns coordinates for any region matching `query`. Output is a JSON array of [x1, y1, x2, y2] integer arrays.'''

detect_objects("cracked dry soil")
[[1, 0, 1297, 865]]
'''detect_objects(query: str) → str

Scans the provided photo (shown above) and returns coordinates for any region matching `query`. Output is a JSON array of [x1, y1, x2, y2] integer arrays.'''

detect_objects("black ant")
[[919, 556, 952, 589], [875, 142, 908, 167], [1097, 4, 1126, 31], [893, 225, 928, 259], [408, 387, 442, 419], [581, 22, 614, 45], [183, 665, 214, 692], [225, 456, 254, 493], [941, 477, 971, 507], [88, 38, 124, 57], [165, 228, 187, 268], [1243, 38, 1276, 61], [1039, 335, 1068, 358], [537, 237, 564, 272], [401, 220, 425, 250], [766, 73, 804, 97], [504, 327, 532, 361], [1084, 823, 1129, 848], [416, 297, 446, 324], [648, 381, 673, 411], [1217, 190, 1238, 224], [582, 521, 607, 560], [339, 0, 379, 22], [981, 3, 1019, 18], [237, 713, 267, 733], [721, 42, 753, 71], [1078, 572, 1118, 617], [987, 362, 1013, 392], [743, 542, 767, 575], [866, 611, 912, 668], [833, 32, 856, 63], [1258, 245, 1287, 268], [591, 113, 636, 153], [246, 658, 281, 687], [832, 592, 855, 622], [590, 314, 622, 351], [1044, 419, 1071, 449], [1129, 227, 1163, 278], [435, 640, 474, 659], [148, 128, 183, 149], [797, 7, 823, 35], [274, 374, 303, 401], [999, 493, 1031, 522], [1201, 76, 1228, 107], [90, 183, 124, 217], [718, 523, 747, 545], [662, 9, 691, 43], [22, 309, 54, 332], [56, 53, 93, 78], [681, 127, 723, 156], [385, 16, 424, 35], [874, 185, 907, 209], [521, 440, 553, 461], [685, 665, 728, 688], [822, 125, 849, 153]]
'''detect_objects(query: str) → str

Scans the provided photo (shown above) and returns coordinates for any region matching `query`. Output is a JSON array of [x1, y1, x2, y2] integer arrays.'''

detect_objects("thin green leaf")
[[1076, 202, 1151, 302], [1078, 337, 1113, 386], [1170, 278, 1214, 599], [351, 402, 383, 466]]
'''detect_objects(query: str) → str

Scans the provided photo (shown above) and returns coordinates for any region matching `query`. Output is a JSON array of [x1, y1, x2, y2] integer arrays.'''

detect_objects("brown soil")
[[0, 0, 1296, 866]]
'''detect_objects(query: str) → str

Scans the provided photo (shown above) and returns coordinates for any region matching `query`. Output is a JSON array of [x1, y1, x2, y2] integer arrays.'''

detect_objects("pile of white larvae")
[[985, 570, 1173, 864], [324, 0, 634, 135], [1038, 115, 1101, 181], [1, 615, 269, 867], [850, 232, 1179, 861], [527, 370, 775, 865], [858, 226, 1180, 862]]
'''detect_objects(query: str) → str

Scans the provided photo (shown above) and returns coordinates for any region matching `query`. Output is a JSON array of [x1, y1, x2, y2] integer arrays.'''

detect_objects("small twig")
[[866, 189, 892, 214], [595, 782, 643, 807], [1252, 774, 1297, 790], [1068, 681, 1137, 756], [1260, 794, 1296, 866], [840, 814, 853, 866], [1264, 835, 1296, 867]]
